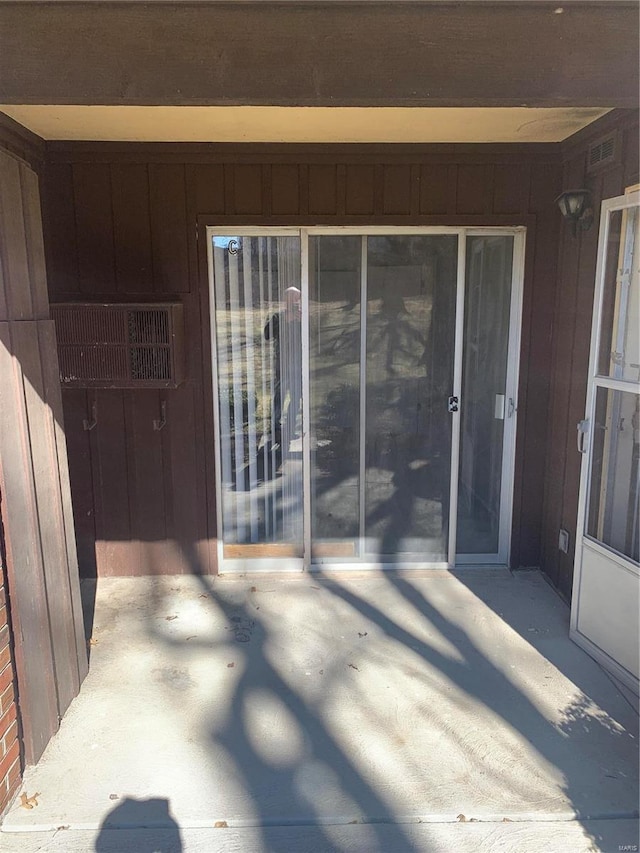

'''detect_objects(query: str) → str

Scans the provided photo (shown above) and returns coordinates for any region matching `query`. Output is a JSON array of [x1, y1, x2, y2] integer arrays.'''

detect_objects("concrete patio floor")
[[0, 568, 638, 852]]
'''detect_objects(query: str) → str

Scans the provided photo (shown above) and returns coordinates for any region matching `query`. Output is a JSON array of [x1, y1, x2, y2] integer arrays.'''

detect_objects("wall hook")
[[153, 399, 167, 431], [83, 399, 98, 431]]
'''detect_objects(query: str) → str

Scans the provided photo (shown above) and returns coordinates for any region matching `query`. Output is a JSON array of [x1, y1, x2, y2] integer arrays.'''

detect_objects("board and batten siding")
[[42, 143, 563, 578], [0, 146, 88, 766]]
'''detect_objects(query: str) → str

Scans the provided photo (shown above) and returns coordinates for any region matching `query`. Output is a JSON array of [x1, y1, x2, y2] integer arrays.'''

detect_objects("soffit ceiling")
[[0, 106, 611, 144]]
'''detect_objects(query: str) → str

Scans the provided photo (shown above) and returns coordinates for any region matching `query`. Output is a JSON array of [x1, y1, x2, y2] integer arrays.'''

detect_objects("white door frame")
[[570, 191, 640, 693], [455, 229, 526, 566], [207, 226, 526, 573]]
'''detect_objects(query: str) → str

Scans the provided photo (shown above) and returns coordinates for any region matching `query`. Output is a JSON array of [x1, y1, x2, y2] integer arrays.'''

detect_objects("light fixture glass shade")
[[556, 189, 591, 220]]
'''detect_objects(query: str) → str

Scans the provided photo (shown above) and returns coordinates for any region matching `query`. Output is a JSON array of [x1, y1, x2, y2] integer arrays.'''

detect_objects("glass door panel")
[[457, 235, 514, 558], [309, 236, 362, 559], [597, 207, 639, 382], [365, 235, 458, 561], [587, 387, 639, 563], [211, 235, 303, 563]]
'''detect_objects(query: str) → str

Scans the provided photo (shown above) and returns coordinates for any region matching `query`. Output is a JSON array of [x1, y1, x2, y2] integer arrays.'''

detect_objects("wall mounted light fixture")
[[555, 188, 594, 236]]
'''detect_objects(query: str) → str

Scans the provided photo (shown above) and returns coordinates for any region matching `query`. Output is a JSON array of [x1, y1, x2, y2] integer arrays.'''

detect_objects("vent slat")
[[587, 134, 617, 173], [128, 309, 170, 344], [52, 306, 125, 344], [602, 137, 615, 159], [58, 345, 129, 381], [131, 346, 171, 381], [51, 303, 183, 388]]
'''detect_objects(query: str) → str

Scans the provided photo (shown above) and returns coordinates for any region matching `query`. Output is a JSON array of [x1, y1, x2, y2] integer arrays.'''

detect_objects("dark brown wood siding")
[[43, 141, 564, 577], [0, 147, 88, 764], [541, 112, 640, 600]]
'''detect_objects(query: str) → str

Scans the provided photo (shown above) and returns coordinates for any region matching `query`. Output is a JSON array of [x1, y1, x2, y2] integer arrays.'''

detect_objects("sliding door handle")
[[495, 395, 517, 419], [577, 419, 590, 454]]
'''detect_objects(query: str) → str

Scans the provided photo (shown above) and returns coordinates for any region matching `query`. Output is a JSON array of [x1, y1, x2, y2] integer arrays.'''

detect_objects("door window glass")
[[587, 387, 640, 564], [309, 236, 362, 558], [597, 207, 640, 383], [365, 235, 457, 561], [212, 235, 303, 557], [457, 236, 514, 555]]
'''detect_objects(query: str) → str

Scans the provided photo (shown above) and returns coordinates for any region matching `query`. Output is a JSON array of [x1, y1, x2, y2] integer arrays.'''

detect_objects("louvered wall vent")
[[586, 133, 617, 174], [51, 303, 185, 388]]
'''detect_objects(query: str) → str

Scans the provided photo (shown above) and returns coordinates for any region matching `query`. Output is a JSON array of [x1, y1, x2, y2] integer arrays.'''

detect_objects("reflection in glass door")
[[309, 235, 458, 563], [210, 234, 304, 569], [456, 235, 519, 563], [209, 228, 523, 571], [308, 236, 362, 559], [365, 236, 458, 561]]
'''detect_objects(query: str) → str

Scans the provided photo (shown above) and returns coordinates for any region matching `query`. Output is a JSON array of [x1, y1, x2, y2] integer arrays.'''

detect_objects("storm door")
[[571, 192, 640, 693], [208, 228, 523, 572]]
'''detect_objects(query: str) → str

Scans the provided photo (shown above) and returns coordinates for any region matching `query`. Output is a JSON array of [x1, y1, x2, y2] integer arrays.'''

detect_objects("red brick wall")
[[0, 573, 21, 813]]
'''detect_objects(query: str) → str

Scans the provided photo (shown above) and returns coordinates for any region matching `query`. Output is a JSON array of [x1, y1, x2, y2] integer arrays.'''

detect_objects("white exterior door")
[[571, 191, 640, 694]]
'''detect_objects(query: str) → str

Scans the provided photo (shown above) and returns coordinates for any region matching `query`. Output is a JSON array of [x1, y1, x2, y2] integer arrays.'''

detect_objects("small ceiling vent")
[[51, 303, 184, 388], [587, 133, 618, 174]]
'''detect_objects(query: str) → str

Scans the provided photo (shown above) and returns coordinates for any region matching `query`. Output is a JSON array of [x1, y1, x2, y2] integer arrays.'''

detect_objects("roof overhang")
[[0, 3, 637, 109]]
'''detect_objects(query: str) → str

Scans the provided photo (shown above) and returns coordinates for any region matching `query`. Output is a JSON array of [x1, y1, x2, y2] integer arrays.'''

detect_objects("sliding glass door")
[[309, 234, 458, 563], [208, 228, 523, 571]]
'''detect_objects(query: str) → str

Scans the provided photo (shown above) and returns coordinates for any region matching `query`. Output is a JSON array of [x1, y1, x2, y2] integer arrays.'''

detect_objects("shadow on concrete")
[[166, 543, 420, 853], [95, 796, 182, 853], [120, 538, 637, 853]]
